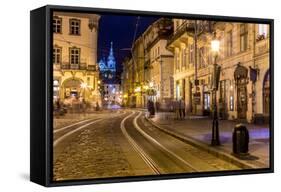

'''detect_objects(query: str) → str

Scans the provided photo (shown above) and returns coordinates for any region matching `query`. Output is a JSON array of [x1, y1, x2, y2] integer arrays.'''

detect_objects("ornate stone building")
[[121, 57, 134, 107], [167, 19, 270, 123], [121, 18, 174, 109], [53, 12, 101, 105], [143, 18, 174, 110]]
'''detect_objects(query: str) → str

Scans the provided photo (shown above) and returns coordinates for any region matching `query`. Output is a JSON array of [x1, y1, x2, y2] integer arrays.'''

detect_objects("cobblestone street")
[[53, 111, 135, 181], [53, 109, 246, 181]]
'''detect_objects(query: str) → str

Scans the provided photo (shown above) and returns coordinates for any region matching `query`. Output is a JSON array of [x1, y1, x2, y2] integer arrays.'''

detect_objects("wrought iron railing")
[[59, 62, 96, 71], [167, 21, 195, 45]]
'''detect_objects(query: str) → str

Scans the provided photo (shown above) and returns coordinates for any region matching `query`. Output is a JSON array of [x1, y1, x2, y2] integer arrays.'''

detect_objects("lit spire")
[[106, 41, 116, 72], [109, 41, 114, 57]]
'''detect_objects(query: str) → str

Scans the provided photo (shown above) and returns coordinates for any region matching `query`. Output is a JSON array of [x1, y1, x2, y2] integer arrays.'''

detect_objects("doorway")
[[263, 71, 270, 115], [234, 64, 248, 120]]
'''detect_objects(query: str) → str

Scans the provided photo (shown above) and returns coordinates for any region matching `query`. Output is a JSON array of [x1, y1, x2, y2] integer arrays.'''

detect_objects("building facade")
[[167, 19, 270, 122], [143, 18, 174, 110], [103, 83, 122, 106], [121, 18, 174, 109], [53, 12, 101, 106], [121, 57, 134, 107]]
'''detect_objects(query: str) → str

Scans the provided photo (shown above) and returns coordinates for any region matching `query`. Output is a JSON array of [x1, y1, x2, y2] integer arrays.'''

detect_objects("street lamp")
[[134, 86, 141, 93], [211, 32, 221, 146], [149, 81, 154, 88]]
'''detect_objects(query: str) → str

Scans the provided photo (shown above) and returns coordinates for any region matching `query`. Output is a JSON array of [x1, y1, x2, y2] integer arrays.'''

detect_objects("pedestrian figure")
[[179, 99, 186, 120], [96, 101, 100, 111], [147, 100, 155, 117], [174, 99, 180, 120], [147, 100, 151, 117], [82, 98, 87, 114]]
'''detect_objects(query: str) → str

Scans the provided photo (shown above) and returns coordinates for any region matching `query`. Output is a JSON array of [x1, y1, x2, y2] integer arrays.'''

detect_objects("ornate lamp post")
[[211, 32, 221, 146]]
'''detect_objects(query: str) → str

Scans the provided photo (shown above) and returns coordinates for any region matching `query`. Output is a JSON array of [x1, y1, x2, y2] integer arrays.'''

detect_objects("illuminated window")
[[240, 24, 248, 52], [53, 80, 59, 98], [230, 96, 234, 111], [53, 80, 59, 86], [199, 47, 205, 68], [189, 44, 194, 64], [69, 19, 81, 35], [226, 30, 233, 57], [175, 51, 180, 70], [258, 24, 268, 37], [181, 47, 187, 68], [53, 47, 61, 64], [53, 16, 62, 33], [204, 93, 210, 110], [176, 83, 180, 100], [70, 47, 80, 65], [229, 81, 234, 111]]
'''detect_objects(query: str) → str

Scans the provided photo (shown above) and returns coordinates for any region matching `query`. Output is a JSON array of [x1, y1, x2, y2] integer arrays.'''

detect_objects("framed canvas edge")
[[30, 4, 274, 187]]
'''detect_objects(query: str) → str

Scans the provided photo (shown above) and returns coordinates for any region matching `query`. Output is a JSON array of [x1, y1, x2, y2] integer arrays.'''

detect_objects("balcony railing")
[[167, 21, 214, 46], [167, 21, 195, 46], [58, 62, 97, 71], [255, 37, 269, 56], [87, 65, 97, 71]]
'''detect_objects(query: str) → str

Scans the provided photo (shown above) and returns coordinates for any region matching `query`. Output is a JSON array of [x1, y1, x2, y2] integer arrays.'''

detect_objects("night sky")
[[97, 14, 160, 76]]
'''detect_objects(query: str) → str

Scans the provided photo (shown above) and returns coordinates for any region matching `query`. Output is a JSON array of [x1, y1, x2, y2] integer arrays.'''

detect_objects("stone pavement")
[[146, 112, 270, 169], [53, 109, 121, 129]]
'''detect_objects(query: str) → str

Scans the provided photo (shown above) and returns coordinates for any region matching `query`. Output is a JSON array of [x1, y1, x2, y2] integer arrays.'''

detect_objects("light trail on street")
[[133, 111, 198, 172], [53, 109, 241, 180], [120, 111, 161, 174], [121, 109, 240, 174], [53, 110, 127, 147]]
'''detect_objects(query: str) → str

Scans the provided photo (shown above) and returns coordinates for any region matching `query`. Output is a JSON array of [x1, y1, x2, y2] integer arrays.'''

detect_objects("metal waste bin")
[[232, 124, 249, 154]]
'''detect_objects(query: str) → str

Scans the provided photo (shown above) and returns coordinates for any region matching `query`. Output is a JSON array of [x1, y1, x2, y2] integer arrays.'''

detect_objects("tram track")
[[53, 110, 128, 147], [121, 111, 198, 174], [133, 111, 198, 172], [121, 110, 240, 174], [120, 111, 161, 174]]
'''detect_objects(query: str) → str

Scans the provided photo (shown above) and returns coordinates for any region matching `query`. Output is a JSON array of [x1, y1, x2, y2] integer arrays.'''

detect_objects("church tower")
[[107, 41, 116, 72], [98, 56, 107, 72]]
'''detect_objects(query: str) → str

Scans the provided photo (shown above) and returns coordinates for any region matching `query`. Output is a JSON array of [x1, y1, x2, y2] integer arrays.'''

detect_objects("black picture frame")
[[30, 5, 274, 187]]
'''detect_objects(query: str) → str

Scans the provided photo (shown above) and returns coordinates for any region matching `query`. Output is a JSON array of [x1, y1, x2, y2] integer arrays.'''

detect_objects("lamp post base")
[[211, 139, 220, 146], [211, 103, 220, 146]]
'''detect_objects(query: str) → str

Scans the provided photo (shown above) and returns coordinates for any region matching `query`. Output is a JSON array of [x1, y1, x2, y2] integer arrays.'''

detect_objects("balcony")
[[167, 21, 214, 47], [87, 65, 97, 71], [167, 21, 195, 46], [59, 62, 97, 71], [255, 36, 269, 56]]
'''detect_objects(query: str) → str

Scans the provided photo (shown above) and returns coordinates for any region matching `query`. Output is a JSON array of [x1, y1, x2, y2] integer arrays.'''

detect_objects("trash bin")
[[232, 124, 249, 155]]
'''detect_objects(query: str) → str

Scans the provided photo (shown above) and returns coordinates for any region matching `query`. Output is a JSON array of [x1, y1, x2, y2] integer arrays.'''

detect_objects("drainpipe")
[[252, 24, 256, 123], [194, 20, 198, 115]]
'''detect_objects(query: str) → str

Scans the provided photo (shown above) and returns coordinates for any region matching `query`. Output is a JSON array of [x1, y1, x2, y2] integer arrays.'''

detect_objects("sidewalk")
[[146, 112, 270, 169]]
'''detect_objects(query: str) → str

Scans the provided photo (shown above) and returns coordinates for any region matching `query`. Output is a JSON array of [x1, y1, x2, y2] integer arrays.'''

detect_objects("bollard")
[[232, 124, 249, 155]]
